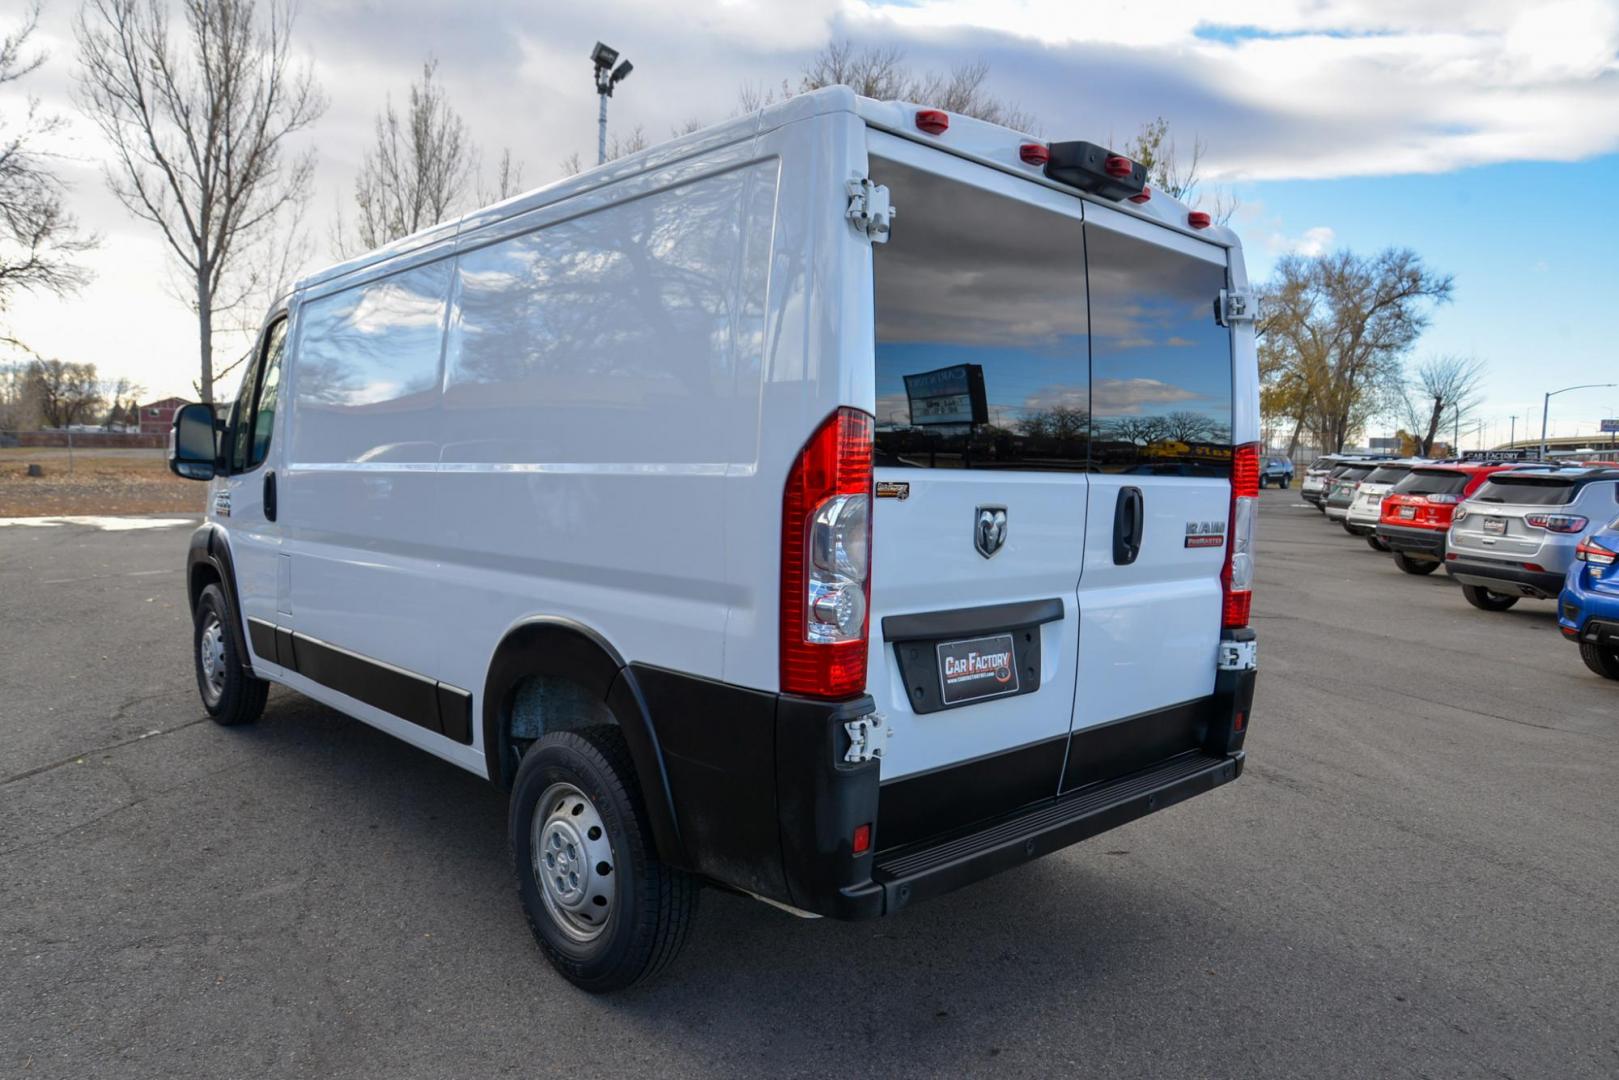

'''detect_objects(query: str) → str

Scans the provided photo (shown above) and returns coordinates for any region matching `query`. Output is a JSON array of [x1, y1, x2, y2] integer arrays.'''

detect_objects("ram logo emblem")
[[974, 506, 1008, 559]]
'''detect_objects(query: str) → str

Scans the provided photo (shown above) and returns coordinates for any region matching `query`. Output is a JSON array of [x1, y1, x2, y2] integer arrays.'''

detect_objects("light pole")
[[591, 42, 633, 166], [1509, 415, 1516, 448], [1540, 383, 1617, 461]]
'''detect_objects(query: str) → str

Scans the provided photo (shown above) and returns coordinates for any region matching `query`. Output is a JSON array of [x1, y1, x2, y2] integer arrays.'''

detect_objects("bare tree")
[[1, 3, 99, 353], [741, 40, 1037, 133], [1258, 248, 1454, 453], [96, 373, 143, 428], [475, 146, 525, 207], [1402, 355, 1486, 456], [76, 0, 325, 402], [0, 359, 43, 429], [1126, 116, 1238, 225], [340, 58, 471, 253], [25, 357, 102, 427]]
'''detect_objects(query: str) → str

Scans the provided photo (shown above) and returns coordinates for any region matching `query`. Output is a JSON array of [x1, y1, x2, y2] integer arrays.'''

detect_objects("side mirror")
[[169, 402, 220, 481]]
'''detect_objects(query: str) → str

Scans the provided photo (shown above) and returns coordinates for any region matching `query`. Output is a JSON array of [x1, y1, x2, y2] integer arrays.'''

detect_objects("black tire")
[[1461, 584, 1519, 612], [1279, 477, 1290, 489], [1366, 536, 1390, 552], [1257, 476, 1268, 488], [1579, 641, 1619, 680], [1342, 521, 1360, 536], [193, 583, 268, 725], [509, 726, 698, 993], [1393, 552, 1440, 575]]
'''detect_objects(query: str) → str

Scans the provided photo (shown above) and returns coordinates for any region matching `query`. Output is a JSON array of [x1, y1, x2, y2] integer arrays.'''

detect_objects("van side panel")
[[428, 157, 782, 706]]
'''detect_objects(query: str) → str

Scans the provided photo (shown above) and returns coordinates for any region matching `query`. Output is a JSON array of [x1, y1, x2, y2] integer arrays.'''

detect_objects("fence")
[[5, 430, 165, 449]]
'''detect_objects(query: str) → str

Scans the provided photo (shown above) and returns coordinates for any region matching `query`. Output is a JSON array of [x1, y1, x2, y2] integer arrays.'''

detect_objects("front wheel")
[[1580, 641, 1619, 680], [510, 726, 698, 993], [193, 583, 268, 725], [1394, 552, 1440, 575], [1461, 584, 1519, 612], [1279, 477, 1291, 489]]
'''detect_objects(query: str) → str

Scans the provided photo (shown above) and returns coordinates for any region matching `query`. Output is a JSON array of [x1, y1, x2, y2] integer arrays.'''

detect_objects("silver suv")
[[1445, 468, 1619, 610]]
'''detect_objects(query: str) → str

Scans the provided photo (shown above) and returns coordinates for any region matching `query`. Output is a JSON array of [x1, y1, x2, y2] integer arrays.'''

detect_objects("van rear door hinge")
[[1215, 289, 1258, 327], [846, 178, 895, 243], [843, 714, 891, 763]]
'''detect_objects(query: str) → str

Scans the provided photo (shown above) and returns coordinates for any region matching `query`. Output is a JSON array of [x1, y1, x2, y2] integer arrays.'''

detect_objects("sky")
[[4, 0, 1618, 447]]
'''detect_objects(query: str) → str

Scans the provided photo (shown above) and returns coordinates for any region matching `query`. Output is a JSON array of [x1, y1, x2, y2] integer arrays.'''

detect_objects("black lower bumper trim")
[[872, 750, 1242, 915], [1376, 524, 1445, 556], [1581, 617, 1619, 645], [1446, 560, 1564, 598]]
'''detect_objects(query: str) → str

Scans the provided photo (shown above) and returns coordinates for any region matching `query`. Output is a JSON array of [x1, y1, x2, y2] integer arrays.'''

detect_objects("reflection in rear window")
[[1362, 465, 1411, 485], [1336, 464, 1375, 480], [1394, 469, 1468, 496], [1470, 477, 1577, 505]]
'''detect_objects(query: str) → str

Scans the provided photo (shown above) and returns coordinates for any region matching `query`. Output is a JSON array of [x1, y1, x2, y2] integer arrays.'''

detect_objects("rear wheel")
[[1366, 536, 1390, 552], [1393, 552, 1440, 575], [1342, 521, 1360, 536], [1579, 641, 1619, 680], [193, 583, 268, 726], [509, 726, 698, 993], [1461, 584, 1519, 612]]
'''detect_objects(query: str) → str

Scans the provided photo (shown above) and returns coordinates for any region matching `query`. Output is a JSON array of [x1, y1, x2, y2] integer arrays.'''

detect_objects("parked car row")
[[1297, 452, 1619, 681]]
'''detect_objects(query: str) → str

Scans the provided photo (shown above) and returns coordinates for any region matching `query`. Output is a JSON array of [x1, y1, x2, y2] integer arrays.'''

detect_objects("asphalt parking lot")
[[3, 492, 1617, 1079]]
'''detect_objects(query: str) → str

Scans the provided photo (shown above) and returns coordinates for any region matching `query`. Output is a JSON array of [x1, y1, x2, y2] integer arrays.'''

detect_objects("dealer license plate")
[[936, 633, 1021, 706]]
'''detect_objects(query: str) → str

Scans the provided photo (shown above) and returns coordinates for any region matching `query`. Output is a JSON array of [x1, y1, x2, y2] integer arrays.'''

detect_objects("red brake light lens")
[[1019, 143, 1049, 165], [915, 109, 949, 135], [781, 407, 874, 699], [1577, 538, 1617, 566], [851, 823, 872, 855], [1222, 443, 1259, 629], [1188, 210, 1212, 229], [1525, 513, 1588, 533]]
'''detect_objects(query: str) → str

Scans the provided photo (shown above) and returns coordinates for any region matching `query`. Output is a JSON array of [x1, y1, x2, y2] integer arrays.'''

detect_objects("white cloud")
[[1268, 225, 1337, 257]]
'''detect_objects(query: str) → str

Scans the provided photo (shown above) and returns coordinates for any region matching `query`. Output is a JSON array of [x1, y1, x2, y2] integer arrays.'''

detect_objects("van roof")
[[296, 86, 1227, 298]]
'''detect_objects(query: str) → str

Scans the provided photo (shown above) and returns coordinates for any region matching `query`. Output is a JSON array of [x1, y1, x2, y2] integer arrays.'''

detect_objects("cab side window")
[[229, 317, 288, 473]]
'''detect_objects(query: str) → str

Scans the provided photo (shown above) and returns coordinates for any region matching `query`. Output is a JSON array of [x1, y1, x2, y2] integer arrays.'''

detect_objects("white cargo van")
[[168, 87, 1260, 992]]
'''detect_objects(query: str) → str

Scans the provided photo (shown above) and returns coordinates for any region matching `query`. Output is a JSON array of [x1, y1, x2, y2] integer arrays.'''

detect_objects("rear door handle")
[[263, 470, 277, 523], [1113, 486, 1143, 565]]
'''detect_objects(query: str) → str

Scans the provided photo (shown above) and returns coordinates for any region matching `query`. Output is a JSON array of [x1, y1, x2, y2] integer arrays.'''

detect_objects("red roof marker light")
[[1188, 210, 1212, 229], [915, 109, 949, 135], [1019, 143, 1049, 166], [1129, 186, 1152, 204], [1104, 154, 1133, 178]]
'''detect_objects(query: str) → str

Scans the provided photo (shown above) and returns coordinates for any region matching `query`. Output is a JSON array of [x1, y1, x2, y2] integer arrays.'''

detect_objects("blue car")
[[1558, 517, 1619, 679]]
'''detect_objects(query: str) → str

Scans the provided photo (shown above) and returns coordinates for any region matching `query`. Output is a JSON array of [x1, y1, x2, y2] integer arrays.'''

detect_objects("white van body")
[[177, 87, 1259, 988]]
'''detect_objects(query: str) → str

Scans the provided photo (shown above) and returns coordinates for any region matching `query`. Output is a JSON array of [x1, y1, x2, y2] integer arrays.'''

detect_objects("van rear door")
[[1068, 206, 1234, 786], [865, 144, 1091, 849]]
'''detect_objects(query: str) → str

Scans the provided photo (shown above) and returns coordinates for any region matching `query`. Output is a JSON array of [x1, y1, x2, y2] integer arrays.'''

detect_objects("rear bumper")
[[1324, 503, 1350, 521], [869, 751, 1242, 915], [1376, 523, 1446, 557], [1445, 559, 1564, 598]]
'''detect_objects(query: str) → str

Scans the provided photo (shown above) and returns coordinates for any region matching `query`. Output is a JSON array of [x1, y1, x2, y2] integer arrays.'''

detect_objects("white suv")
[[165, 88, 1260, 991], [1344, 461, 1422, 548]]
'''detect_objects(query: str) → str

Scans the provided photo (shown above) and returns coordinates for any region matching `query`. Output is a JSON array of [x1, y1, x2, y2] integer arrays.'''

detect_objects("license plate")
[[1484, 517, 1506, 535], [1399, 506, 1416, 519], [936, 633, 1020, 706]]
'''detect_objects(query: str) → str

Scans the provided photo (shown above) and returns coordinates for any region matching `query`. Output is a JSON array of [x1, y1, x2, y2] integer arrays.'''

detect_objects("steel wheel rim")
[[199, 613, 227, 705], [531, 781, 616, 943]]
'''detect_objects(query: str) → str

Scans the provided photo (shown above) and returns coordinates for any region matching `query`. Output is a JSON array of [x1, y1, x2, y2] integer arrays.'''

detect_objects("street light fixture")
[[591, 41, 633, 166], [1540, 382, 1617, 461]]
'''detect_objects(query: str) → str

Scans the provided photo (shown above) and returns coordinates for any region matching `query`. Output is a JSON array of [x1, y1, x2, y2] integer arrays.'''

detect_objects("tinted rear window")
[[1336, 464, 1375, 481], [1393, 469, 1469, 496], [1363, 465, 1411, 485], [1470, 476, 1577, 505]]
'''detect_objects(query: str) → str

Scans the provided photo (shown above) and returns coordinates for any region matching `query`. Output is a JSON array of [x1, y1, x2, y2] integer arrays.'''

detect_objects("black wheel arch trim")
[[187, 523, 253, 676], [482, 617, 685, 869]]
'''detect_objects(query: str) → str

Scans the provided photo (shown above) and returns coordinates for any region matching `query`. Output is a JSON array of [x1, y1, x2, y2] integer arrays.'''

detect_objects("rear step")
[[874, 750, 1242, 913]]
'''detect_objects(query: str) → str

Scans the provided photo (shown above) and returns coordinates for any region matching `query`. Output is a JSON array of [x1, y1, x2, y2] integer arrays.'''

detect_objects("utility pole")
[[1540, 383, 1617, 461], [590, 42, 634, 166], [1509, 415, 1516, 448]]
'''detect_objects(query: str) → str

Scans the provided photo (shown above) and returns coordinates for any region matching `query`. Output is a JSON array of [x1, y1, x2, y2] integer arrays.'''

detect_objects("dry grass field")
[[0, 448, 205, 517]]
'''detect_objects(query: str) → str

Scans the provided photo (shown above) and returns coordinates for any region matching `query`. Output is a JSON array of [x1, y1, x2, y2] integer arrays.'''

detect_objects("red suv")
[[1376, 464, 1518, 575]]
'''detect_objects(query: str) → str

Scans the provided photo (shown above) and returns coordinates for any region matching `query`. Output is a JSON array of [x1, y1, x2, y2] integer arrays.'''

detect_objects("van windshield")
[[869, 156, 1233, 475]]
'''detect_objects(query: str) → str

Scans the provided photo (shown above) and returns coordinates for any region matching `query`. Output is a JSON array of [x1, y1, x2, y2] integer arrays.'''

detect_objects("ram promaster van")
[[167, 88, 1260, 991]]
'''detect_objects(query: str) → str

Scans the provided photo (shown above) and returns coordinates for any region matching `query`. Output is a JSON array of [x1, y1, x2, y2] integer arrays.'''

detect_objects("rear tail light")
[[915, 109, 949, 135], [781, 407, 874, 698], [1223, 443, 1259, 628], [1577, 538, 1617, 566], [1525, 513, 1588, 533]]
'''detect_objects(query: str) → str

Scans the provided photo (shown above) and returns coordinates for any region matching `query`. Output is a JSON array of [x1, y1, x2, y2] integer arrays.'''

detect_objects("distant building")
[[137, 396, 187, 436]]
